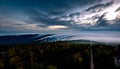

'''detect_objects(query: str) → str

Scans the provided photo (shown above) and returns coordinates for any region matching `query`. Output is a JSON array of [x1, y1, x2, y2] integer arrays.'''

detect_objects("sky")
[[0, 0, 120, 42]]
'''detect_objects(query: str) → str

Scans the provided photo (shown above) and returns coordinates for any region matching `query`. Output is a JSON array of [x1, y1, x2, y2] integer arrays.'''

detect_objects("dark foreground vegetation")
[[0, 42, 120, 69]]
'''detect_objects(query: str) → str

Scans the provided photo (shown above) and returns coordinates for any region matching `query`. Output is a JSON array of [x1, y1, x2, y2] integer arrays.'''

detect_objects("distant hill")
[[0, 34, 73, 45], [0, 34, 119, 45], [0, 34, 53, 45]]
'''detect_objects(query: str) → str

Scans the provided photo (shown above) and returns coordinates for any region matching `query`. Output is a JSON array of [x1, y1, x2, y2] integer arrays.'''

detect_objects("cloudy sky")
[[0, 0, 120, 37]]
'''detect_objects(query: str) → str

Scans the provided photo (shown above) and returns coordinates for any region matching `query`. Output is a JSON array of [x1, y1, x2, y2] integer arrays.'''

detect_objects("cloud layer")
[[0, 0, 120, 34], [58, 0, 120, 30]]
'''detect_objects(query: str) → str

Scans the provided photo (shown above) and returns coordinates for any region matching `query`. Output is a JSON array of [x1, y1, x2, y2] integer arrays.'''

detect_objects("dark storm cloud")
[[95, 13, 109, 26], [0, 0, 101, 15], [27, 8, 72, 27], [37, 0, 101, 15], [116, 7, 120, 12], [0, 0, 120, 33], [92, 14, 120, 31], [86, 1, 113, 12], [0, 0, 101, 31], [56, 0, 120, 31]]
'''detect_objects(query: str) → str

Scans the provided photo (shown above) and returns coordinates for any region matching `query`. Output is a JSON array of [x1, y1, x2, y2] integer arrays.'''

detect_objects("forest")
[[0, 42, 120, 69]]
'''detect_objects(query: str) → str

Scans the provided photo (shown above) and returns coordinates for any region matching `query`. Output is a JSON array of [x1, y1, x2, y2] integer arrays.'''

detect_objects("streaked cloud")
[[0, 19, 40, 30], [0, 0, 120, 34], [85, 1, 113, 12], [57, 0, 120, 30], [0, 18, 68, 31]]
